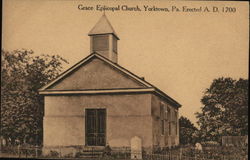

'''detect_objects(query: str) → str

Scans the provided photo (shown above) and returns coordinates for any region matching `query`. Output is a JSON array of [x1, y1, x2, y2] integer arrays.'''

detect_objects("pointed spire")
[[88, 14, 119, 39]]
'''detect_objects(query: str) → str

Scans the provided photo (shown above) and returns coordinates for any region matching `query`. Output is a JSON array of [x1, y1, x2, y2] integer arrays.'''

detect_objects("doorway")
[[85, 109, 106, 146]]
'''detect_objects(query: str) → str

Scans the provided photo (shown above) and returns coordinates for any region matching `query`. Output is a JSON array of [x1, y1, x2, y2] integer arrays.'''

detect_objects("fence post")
[[18, 144, 21, 158], [59, 146, 61, 158], [92, 146, 94, 158], [35, 145, 38, 158], [125, 147, 127, 159], [179, 147, 182, 160], [169, 149, 170, 160], [25, 146, 27, 158]]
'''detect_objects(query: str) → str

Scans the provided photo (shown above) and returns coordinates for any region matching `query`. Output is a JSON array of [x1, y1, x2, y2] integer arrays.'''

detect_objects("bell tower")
[[88, 14, 119, 63]]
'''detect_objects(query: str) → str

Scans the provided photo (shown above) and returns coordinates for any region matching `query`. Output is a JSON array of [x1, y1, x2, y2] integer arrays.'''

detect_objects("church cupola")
[[88, 14, 119, 63]]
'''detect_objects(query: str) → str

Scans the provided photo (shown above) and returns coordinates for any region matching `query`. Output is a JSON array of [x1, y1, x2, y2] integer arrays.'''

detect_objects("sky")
[[2, 0, 249, 126]]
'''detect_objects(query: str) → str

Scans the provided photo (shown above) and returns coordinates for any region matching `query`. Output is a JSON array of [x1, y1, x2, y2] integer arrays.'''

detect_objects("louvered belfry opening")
[[93, 35, 109, 51]]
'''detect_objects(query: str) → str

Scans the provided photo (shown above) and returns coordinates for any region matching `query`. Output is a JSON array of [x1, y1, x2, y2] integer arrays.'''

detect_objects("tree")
[[179, 116, 198, 145], [195, 77, 248, 142], [1, 49, 68, 145]]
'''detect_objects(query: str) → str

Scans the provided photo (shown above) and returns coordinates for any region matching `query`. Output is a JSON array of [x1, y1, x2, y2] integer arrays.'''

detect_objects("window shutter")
[[167, 107, 171, 121], [160, 104, 164, 120]]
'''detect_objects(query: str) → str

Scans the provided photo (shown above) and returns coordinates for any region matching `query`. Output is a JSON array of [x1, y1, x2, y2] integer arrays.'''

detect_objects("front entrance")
[[85, 109, 106, 146]]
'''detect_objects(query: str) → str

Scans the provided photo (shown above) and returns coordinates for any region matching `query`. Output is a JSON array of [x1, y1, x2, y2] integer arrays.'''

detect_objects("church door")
[[85, 109, 106, 146]]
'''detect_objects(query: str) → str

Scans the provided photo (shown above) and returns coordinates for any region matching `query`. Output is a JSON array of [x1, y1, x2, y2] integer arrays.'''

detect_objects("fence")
[[142, 152, 248, 160], [222, 136, 248, 147], [0, 145, 248, 160], [0, 145, 42, 158]]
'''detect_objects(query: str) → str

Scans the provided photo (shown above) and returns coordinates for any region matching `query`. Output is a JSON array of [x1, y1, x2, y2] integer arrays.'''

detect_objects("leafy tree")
[[195, 77, 248, 142], [179, 116, 198, 145], [1, 49, 68, 145]]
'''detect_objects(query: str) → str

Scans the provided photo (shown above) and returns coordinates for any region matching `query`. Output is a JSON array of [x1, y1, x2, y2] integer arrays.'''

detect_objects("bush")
[[48, 150, 59, 157], [63, 153, 73, 158], [75, 151, 81, 158]]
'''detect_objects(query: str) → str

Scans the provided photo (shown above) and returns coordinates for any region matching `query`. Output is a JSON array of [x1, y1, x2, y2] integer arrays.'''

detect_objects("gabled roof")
[[88, 14, 119, 39], [39, 52, 181, 108]]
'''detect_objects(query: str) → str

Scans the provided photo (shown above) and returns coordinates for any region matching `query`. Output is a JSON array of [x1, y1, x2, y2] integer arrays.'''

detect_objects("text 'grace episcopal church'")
[[39, 14, 181, 153]]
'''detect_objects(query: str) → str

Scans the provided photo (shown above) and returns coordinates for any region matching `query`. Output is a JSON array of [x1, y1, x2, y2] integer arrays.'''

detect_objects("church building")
[[39, 14, 181, 154]]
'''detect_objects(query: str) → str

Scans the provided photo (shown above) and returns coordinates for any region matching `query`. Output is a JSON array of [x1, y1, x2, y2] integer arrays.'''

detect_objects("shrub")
[[48, 150, 59, 157]]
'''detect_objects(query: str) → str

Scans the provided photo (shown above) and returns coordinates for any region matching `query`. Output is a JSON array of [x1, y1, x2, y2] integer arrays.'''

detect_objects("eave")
[[39, 87, 181, 108], [39, 88, 154, 95]]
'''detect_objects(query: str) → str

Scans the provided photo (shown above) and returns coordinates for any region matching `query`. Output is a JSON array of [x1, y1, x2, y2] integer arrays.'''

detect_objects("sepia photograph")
[[1, 0, 249, 159]]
